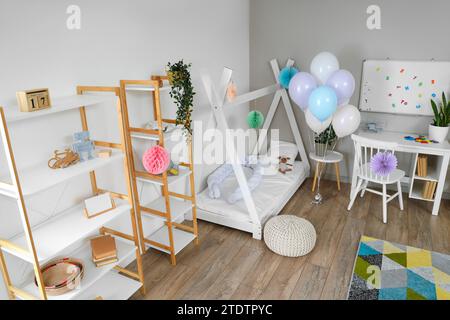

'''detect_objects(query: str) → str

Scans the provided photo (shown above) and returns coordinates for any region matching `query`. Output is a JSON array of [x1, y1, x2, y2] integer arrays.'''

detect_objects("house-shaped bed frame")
[[198, 59, 310, 239]]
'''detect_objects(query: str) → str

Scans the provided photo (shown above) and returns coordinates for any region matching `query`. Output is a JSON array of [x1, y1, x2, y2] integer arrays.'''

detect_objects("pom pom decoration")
[[226, 81, 237, 102], [142, 145, 170, 175], [370, 152, 398, 177], [279, 67, 299, 89], [247, 111, 265, 129]]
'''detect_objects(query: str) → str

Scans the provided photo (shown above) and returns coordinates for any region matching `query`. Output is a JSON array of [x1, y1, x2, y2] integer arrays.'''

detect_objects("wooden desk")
[[351, 130, 450, 216]]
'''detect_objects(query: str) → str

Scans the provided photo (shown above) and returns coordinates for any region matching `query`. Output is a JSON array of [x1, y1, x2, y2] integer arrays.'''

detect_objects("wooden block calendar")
[[16, 88, 51, 112]]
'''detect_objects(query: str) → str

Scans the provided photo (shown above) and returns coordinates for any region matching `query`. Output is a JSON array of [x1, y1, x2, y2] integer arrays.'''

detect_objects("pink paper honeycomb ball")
[[142, 145, 170, 175]]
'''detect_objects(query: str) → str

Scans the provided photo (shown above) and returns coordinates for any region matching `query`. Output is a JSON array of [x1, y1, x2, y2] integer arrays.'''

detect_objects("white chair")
[[347, 134, 405, 223]]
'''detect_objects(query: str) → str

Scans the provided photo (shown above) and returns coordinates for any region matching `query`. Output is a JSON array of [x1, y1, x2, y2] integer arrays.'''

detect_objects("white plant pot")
[[428, 124, 449, 143]]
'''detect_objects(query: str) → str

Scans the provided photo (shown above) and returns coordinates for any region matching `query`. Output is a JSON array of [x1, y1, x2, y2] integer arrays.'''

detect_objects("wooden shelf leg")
[[0, 249, 15, 300]]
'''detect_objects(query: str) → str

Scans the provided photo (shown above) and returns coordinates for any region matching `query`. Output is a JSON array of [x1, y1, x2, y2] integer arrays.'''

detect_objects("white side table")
[[309, 151, 344, 192]]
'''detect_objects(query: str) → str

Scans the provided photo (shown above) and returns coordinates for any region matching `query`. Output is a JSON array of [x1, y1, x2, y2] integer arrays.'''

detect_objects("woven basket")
[[264, 215, 316, 257], [35, 258, 84, 296]]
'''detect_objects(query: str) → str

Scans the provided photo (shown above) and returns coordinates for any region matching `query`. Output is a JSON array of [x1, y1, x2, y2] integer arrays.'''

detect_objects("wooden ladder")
[[119, 76, 199, 266]]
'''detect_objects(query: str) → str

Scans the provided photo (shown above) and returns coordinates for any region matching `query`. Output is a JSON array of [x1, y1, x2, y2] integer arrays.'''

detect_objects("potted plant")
[[314, 125, 337, 156], [166, 60, 196, 139], [429, 92, 450, 143]]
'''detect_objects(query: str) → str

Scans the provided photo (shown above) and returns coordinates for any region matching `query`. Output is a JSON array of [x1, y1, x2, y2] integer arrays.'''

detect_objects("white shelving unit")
[[0, 86, 145, 300], [120, 77, 199, 266], [408, 153, 441, 202]]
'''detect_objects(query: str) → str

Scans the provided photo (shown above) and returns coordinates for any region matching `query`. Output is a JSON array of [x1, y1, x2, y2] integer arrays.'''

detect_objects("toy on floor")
[[73, 131, 95, 162], [404, 135, 438, 144], [278, 156, 293, 174]]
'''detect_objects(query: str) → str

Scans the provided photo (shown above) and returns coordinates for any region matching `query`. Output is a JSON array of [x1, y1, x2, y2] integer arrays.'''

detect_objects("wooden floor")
[[129, 178, 450, 300]]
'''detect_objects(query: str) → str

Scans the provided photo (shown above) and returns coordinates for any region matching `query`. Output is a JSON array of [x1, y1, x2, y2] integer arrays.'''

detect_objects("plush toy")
[[278, 156, 293, 174], [142, 145, 170, 175], [73, 131, 95, 162]]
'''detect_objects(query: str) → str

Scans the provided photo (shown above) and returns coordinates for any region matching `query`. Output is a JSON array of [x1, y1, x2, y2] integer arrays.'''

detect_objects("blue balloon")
[[308, 86, 338, 121], [279, 67, 299, 89]]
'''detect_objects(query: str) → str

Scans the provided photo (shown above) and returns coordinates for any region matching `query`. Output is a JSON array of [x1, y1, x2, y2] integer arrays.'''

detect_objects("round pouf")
[[264, 215, 316, 257]]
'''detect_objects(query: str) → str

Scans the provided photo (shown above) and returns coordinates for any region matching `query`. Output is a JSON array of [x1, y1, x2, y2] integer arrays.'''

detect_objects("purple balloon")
[[326, 69, 355, 105], [288, 72, 317, 111]]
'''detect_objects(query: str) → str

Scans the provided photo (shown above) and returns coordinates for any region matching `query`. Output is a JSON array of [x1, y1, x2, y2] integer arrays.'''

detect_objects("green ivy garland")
[[167, 60, 196, 138]]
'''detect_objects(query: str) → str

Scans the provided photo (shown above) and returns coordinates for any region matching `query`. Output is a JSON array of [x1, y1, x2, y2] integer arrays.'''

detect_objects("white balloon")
[[332, 104, 361, 138], [305, 109, 332, 134], [310, 52, 340, 85]]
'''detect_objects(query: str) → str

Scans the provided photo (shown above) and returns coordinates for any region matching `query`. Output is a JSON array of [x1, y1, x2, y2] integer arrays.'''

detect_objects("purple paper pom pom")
[[370, 152, 398, 176]]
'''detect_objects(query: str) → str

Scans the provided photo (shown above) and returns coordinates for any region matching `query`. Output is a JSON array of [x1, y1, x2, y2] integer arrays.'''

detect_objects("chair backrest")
[[351, 134, 398, 182]]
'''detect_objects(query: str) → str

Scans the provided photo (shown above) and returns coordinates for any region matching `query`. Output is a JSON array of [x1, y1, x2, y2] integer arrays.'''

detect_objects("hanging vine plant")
[[167, 60, 196, 139]]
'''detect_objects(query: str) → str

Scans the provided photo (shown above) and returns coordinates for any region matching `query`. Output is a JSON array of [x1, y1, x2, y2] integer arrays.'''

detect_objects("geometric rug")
[[348, 235, 450, 300]]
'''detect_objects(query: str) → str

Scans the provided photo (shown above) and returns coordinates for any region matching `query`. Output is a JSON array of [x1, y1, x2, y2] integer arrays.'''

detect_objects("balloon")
[[279, 67, 299, 89], [288, 72, 317, 111], [326, 69, 355, 105], [308, 86, 338, 122], [305, 109, 332, 134], [332, 104, 361, 138], [310, 52, 340, 84]]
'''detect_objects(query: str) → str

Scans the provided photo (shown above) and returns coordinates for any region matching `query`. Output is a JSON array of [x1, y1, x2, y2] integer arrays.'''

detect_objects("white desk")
[[351, 130, 450, 216]]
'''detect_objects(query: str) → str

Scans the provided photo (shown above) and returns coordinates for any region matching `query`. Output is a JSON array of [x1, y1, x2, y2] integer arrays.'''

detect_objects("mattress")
[[197, 161, 307, 224]]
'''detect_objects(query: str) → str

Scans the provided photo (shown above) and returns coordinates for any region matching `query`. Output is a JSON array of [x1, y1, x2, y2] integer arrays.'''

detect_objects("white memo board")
[[360, 60, 450, 115]]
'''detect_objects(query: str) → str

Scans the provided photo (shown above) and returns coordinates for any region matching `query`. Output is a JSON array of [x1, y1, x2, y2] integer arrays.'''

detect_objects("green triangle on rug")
[[386, 252, 407, 268]]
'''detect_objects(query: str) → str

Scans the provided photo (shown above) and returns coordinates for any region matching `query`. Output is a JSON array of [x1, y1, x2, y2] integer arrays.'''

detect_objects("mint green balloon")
[[247, 111, 264, 129]]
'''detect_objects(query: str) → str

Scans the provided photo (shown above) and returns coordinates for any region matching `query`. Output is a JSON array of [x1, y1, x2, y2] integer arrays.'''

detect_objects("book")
[[95, 257, 118, 267], [90, 235, 117, 261]]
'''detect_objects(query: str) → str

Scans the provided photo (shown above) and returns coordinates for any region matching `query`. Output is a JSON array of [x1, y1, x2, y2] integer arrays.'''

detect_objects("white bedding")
[[197, 161, 307, 224]]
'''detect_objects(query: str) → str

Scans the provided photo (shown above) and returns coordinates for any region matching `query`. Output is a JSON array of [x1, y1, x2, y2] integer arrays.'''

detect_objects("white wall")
[[250, 0, 450, 189], [0, 0, 249, 299]]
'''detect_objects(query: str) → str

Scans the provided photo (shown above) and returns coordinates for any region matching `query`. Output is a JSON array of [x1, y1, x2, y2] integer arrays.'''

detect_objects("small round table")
[[309, 151, 344, 192]]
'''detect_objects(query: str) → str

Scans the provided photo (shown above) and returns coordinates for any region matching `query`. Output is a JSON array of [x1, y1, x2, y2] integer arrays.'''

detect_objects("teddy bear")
[[278, 156, 293, 174]]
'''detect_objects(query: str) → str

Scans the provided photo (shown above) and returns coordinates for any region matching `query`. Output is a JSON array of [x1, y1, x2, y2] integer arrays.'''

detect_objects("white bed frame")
[[198, 59, 310, 239]]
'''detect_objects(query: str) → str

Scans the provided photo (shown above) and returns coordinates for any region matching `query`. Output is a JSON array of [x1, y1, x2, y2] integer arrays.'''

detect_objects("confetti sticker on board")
[[418, 82, 423, 87], [405, 86, 410, 91], [388, 93, 392, 97], [416, 104, 421, 109], [418, 93, 423, 98], [392, 103, 396, 108], [432, 80, 436, 84], [386, 76, 390, 80], [432, 93, 437, 98], [413, 76, 418, 80], [376, 67, 381, 72], [400, 68, 405, 73], [396, 85, 401, 89]]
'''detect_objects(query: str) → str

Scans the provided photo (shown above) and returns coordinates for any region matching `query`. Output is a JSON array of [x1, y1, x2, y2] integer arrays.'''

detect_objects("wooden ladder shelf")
[[120, 76, 199, 266], [0, 87, 145, 300]]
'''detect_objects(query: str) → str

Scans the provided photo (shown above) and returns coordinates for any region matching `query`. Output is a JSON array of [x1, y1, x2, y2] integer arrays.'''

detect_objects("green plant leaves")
[[167, 60, 196, 138], [430, 92, 450, 127]]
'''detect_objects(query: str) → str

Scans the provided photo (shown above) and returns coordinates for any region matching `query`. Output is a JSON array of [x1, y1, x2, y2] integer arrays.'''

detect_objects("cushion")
[[264, 215, 316, 257]]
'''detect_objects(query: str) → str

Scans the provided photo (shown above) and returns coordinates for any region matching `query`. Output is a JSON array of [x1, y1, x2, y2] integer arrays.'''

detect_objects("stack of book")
[[90, 235, 118, 267], [416, 154, 428, 177], [422, 181, 437, 200]]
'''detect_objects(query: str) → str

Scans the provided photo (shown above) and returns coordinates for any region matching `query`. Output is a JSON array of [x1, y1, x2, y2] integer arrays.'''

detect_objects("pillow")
[[269, 141, 298, 165]]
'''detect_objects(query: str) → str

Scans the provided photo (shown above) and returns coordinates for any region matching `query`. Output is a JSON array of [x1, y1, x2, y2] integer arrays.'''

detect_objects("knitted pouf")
[[264, 215, 316, 257]]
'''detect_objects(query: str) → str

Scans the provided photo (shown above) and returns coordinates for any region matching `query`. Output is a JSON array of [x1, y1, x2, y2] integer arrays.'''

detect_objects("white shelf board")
[[75, 270, 141, 300], [142, 197, 193, 222], [4, 95, 116, 123], [19, 238, 136, 300], [0, 149, 124, 197], [130, 132, 159, 141], [136, 166, 191, 186], [410, 183, 435, 202], [5, 200, 131, 263], [147, 227, 196, 255], [125, 86, 170, 92]]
